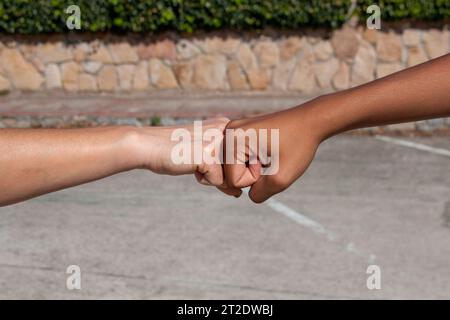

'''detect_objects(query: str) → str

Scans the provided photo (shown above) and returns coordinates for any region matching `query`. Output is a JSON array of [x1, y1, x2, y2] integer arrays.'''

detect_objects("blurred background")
[[0, 0, 449, 299]]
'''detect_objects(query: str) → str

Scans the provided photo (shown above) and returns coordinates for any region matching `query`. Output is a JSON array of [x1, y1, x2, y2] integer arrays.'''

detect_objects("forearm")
[[302, 54, 450, 140], [0, 119, 230, 206], [222, 55, 450, 203], [0, 126, 141, 206]]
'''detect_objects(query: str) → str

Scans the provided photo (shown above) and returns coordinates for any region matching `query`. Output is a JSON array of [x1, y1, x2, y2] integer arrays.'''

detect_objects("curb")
[[0, 94, 449, 135]]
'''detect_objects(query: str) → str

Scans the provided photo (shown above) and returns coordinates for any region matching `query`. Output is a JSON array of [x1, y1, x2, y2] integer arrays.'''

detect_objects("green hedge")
[[357, 0, 450, 21], [0, 0, 448, 34]]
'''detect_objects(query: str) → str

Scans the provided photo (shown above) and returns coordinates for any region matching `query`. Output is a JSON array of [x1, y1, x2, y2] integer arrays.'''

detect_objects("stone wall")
[[0, 26, 449, 94]]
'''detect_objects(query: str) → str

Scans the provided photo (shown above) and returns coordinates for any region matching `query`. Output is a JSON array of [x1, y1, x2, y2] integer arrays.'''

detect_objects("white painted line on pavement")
[[265, 197, 334, 240], [375, 135, 450, 158], [242, 188, 375, 262], [242, 188, 330, 237]]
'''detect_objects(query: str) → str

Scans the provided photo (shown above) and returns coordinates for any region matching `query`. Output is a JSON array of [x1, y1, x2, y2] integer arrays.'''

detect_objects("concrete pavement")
[[0, 135, 449, 299]]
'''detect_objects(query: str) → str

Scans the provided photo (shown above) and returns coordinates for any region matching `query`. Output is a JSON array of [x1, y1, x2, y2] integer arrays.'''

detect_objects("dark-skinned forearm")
[[301, 54, 450, 141]]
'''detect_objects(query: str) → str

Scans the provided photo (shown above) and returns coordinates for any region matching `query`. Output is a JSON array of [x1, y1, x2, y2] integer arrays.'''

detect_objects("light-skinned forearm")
[[0, 126, 143, 206], [0, 117, 233, 207]]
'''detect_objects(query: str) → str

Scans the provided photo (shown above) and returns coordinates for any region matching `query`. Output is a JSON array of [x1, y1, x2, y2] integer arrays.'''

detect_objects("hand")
[[132, 118, 241, 196], [222, 103, 324, 203]]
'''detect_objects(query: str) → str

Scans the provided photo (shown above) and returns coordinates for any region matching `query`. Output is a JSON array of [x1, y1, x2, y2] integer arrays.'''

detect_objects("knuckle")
[[224, 173, 240, 189], [225, 120, 238, 130], [217, 116, 230, 124], [225, 119, 246, 130], [228, 182, 239, 189], [227, 179, 241, 189]]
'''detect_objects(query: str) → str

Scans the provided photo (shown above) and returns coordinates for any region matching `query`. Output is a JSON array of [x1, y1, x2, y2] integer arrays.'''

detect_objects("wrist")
[[300, 92, 355, 142], [124, 126, 174, 172], [116, 126, 151, 171]]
